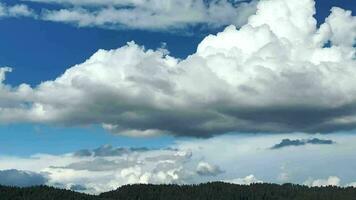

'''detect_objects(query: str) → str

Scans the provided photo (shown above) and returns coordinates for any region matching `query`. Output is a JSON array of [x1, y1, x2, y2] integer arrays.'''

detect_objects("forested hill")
[[1, 182, 356, 200]]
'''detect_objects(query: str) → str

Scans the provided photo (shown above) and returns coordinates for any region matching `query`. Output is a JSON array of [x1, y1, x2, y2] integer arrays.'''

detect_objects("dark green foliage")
[[100, 182, 356, 200], [1, 182, 356, 200]]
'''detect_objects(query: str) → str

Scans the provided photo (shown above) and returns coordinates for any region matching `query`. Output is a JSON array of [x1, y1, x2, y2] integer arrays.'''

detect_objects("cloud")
[[0, 133, 356, 193], [271, 138, 335, 149], [21, 0, 257, 30], [304, 176, 341, 187], [196, 161, 224, 176], [320, 7, 356, 47], [224, 174, 262, 185], [0, 169, 48, 187], [5, 146, 196, 193], [74, 144, 149, 157], [0, 3, 36, 18], [0, 0, 356, 137], [347, 182, 356, 187], [69, 184, 90, 191], [61, 158, 136, 171]]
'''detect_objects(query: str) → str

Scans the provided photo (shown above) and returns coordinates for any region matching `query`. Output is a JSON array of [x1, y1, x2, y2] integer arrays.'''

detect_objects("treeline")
[[1, 182, 356, 200]]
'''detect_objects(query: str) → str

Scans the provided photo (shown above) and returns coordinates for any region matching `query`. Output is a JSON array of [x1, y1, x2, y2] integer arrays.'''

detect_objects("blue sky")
[[0, 0, 355, 193]]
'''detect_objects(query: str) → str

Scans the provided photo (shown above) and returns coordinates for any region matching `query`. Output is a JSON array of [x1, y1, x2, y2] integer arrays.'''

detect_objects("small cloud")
[[0, 3, 36, 18], [346, 182, 356, 187], [224, 175, 262, 185], [304, 176, 341, 187], [271, 138, 335, 150], [196, 162, 224, 176]]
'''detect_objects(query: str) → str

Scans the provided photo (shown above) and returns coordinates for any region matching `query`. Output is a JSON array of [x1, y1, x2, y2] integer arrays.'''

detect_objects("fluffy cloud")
[[271, 138, 334, 149], [0, 145, 220, 193], [196, 161, 224, 176], [1, 0, 356, 137], [0, 3, 35, 18], [0, 169, 48, 187], [22, 0, 257, 30]]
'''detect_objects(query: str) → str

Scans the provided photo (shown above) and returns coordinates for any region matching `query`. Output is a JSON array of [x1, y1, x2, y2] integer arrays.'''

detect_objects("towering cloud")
[[0, 0, 355, 137]]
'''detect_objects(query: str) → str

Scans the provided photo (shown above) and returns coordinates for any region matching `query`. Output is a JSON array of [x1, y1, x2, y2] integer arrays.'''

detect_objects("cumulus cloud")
[[21, 0, 257, 30], [0, 169, 48, 187], [0, 0, 356, 137], [271, 138, 335, 149], [196, 161, 224, 176], [0, 146, 197, 193], [0, 3, 35, 18]]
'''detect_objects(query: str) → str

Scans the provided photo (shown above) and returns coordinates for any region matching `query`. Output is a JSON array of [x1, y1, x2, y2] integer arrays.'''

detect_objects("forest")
[[1, 182, 356, 200]]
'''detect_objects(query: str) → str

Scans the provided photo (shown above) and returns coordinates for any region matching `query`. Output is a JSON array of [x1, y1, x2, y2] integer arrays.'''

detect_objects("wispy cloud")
[[0, 3, 36, 18], [14, 0, 258, 31]]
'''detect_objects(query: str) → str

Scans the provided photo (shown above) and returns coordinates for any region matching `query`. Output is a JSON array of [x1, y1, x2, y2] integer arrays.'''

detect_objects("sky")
[[0, 0, 355, 194]]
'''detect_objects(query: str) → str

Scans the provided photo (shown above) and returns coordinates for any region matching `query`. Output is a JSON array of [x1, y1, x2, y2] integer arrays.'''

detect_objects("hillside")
[[1, 182, 356, 200]]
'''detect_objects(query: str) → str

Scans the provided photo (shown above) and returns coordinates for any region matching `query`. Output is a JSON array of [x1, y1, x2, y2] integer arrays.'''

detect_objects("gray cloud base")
[[271, 138, 335, 149], [0, 169, 48, 187]]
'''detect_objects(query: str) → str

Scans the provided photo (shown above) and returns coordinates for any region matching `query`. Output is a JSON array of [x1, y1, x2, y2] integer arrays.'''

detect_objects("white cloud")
[[347, 182, 356, 187], [23, 0, 246, 6], [0, 133, 356, 193], [225, 175, 262, 185], [23, 0, 258, 30], [0, 3, 35, 18], [0, 147, 199, 194], [318, 7, 356, 47], [0, 0, 356, 137], [0, 67, 11, 83], [304, 176, 341, 187]]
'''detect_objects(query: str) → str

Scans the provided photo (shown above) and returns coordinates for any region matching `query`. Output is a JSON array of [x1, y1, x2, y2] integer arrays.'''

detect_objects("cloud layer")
[[40, 0, 258, 30], [2, 0, 257, 31], [0, 0, 356, 137], [0, 133, 355, 193]]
